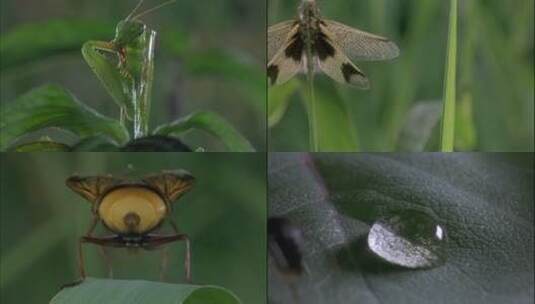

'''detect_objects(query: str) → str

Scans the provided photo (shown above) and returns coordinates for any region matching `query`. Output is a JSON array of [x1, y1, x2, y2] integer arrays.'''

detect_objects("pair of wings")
[[66, 170, 195, 204], [268, 19, 400, 88]]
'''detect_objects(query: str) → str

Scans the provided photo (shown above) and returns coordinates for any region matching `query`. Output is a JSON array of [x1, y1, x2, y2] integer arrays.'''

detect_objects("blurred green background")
[[0, 0, 266, 151], [268, 0, 534, 152], [0, 153, 266, 304]]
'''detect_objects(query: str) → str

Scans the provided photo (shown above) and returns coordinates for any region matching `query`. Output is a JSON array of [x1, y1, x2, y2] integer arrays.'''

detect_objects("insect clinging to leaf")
[[65, 169, 194, 284], [268, 0, 400, 89], [82, 0, 176, 137]]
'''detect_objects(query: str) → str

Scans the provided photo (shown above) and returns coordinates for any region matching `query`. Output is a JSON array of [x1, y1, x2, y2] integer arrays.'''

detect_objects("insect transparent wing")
[[321, 20, 399, 61], [66, 175, 119, 203], [314, 28, 369, 88], [143, 170, 195, 202], [268, 52, 302, 87], [267, 24, 302, 86], [317, 47, 369, 88], [268, 20, 298, 63]]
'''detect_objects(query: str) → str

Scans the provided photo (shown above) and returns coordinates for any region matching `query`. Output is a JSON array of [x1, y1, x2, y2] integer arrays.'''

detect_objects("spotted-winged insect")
[[268, 0, 399, 88]]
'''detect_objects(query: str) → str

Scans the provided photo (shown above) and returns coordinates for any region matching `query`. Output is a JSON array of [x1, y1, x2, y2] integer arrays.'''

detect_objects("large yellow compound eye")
[[98, 187, 167, 234]]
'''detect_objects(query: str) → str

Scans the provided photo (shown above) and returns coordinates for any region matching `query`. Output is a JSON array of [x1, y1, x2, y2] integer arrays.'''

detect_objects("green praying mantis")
[[82, 0, 175, 139]]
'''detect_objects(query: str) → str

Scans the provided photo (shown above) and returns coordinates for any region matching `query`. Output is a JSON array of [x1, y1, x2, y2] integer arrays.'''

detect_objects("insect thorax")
[[298, 1, 322, 56]]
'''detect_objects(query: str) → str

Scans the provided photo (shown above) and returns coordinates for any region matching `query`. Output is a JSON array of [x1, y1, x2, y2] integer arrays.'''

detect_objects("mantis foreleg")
[[82, 41, 135, 121]]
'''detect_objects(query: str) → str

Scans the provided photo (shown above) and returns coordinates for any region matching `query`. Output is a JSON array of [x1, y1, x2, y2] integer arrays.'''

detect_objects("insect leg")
[[78, 237, 87, 279], [97, 247, 114, 278], [167, 219, 191, 282], [81, 40, 134, 119], [85, 215, 99, 236], [59, 237, 90, 289], [78, 236, 122, 281], [159, 246, 169, 281], [145, 233, 192, 283]]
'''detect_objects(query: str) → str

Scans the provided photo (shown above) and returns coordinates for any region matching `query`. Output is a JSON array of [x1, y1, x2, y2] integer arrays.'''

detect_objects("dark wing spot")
[[267, 64, 280, 85], [315, 32, 336, 61], [284, 32, 304, 62], [341, 63, 364, 83]]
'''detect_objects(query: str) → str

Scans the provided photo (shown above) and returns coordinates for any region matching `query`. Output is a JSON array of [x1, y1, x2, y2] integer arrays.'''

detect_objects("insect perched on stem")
[[82, 0, 176, 138], [267, 0, 400, 88], [65, 170, 194, 284]]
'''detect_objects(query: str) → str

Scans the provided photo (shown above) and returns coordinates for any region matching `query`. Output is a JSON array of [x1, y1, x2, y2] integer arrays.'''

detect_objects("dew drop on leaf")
[[367, 209, 447, 268]]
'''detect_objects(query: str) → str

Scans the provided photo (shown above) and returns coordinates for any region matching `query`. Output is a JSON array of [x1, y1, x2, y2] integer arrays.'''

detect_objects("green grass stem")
[[440, 0, 458, 151]]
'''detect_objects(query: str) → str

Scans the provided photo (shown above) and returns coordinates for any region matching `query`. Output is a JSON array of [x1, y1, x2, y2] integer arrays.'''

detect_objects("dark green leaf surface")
[[154, 112, 255, 152], [0, 85, 129, 150], [269, 153, 533, 304], [0, 19, 112, 70], [50, 278, 241, 304]]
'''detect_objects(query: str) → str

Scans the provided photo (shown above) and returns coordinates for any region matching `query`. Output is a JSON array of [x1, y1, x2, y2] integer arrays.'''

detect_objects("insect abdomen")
[[98, 187, 167, 234]]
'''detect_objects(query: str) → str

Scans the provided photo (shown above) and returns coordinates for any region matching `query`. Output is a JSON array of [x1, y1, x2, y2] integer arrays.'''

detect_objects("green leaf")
[[0, 19, 112, 70], [9, 140, 72, 152], [269, 153, 533, 304], [268, 79, 300, 128], [440, 0, 458, 151], [153, 112, 255, 152], [50, 278, 241, 304], [0, 84, 129, 150], [305, 81, 358, 152]]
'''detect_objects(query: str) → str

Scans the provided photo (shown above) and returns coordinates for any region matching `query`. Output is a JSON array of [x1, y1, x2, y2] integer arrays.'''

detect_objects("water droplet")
[[367, 209, 447, 268]]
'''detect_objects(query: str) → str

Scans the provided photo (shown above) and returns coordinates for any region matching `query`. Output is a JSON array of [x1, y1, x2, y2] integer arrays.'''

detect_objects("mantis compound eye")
[[98, 187, 167, 234]]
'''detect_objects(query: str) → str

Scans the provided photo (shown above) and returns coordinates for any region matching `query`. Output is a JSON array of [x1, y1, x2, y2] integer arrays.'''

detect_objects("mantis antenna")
[[132, 0, 177, 20], [126, 0, 146, 20]]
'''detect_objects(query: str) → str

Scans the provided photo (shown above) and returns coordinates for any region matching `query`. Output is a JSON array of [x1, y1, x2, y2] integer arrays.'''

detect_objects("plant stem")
[[307, 69, 319, 152], [132, 30, 156, 139], [120, 107, 126, 126], [440, 0, 458, 152]]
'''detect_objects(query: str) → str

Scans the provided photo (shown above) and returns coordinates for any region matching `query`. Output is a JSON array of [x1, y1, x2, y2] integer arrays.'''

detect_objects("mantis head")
[[113, 20, 146, 45], [113, 0, 176, 45]]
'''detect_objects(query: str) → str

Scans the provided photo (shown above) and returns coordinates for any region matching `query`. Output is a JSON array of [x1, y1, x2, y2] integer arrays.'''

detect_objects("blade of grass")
[[440, 0, 458, 151]]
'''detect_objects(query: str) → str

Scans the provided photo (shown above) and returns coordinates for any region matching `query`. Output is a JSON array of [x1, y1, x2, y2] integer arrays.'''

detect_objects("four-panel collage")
[[0, 0, 533, 304]]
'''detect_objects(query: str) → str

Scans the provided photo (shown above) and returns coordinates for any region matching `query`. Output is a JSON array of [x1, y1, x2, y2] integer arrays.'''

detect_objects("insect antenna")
[[132, 0, 176, 20], [126, 0, 146, 20]]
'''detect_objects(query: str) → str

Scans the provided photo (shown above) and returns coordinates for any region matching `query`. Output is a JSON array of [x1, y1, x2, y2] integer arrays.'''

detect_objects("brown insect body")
[[65, 170, 194, 284]]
